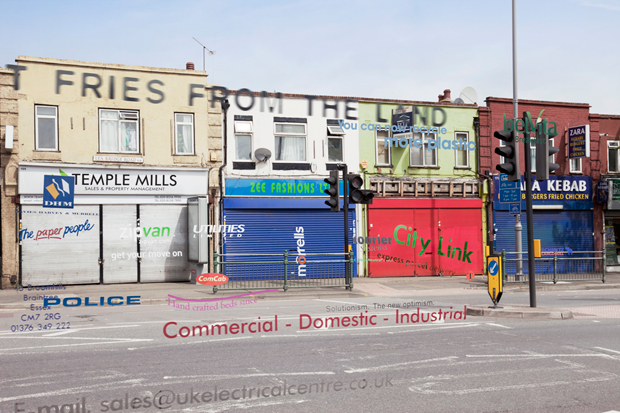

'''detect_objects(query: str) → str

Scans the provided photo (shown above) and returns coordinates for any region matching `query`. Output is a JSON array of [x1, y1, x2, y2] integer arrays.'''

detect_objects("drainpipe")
[[474, 116, 493, 254], [218, 99, 230, 265]]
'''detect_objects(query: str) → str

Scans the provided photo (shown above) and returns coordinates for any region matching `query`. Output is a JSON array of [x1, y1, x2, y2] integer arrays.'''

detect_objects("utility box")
[[187, 197, 209, 264]]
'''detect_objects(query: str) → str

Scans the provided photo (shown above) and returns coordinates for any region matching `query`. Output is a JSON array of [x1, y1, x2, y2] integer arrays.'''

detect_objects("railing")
[[212, 251, 354, 292], [499, 250, 605, 283]]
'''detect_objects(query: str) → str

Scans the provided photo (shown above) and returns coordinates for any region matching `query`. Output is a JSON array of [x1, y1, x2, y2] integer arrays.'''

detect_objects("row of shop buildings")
[[1, 56, 619, 288]]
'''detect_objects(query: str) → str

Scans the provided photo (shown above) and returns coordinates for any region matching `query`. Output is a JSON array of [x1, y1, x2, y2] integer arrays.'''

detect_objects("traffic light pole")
[[522, 120, 537, 307], [338, 164, 350, 290], [512, 0, 523, 281]]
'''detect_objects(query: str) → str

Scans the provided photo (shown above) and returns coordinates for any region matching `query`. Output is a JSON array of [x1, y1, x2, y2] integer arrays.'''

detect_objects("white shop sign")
[[19, 163, 209, 196]]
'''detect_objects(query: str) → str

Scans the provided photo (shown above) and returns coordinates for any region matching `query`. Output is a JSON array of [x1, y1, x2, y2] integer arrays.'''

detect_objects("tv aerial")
[[192, 37, 216, 72]]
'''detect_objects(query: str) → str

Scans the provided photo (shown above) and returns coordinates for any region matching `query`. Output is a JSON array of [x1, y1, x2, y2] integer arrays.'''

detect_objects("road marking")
[[163, 371, 336, 380], [314, 299, 368, 306], [344, 356, 459, 374], [466, 353, 618, 360], [594, 346, 620, 355], [485, 323, 512, 329], [1, 340, 152, 351]]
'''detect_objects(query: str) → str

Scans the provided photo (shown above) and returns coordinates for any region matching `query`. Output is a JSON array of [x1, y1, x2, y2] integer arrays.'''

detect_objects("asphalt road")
[[1, 289, 620, 413]]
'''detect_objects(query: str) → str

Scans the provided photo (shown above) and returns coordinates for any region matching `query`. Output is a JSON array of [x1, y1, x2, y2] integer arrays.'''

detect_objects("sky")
[[2, 0, 620, 114]]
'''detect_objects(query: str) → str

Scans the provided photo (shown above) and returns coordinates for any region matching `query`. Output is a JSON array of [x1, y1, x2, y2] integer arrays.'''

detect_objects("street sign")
[[487, 255, 503, 307], [499, 174, 518, 189], [499, 187, 520, 203], [499, 174, 521, 203], [509, 203, 521, 215], [598, 181, 609, 203]]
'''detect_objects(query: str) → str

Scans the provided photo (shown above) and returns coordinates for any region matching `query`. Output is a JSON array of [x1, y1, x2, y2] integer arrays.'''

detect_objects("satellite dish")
[[254, 148, 272, 162], [459, 87, 478, 104], [453, 97, 465, 104]]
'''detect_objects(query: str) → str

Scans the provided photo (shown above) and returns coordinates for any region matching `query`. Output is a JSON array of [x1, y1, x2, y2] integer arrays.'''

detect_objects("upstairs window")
[[327, 123, 344, 162], [609, 141, 620, 172], [99, 109, 139, 153], [274, 123, 306, 162], [409, 132, 437, 167], [234, 120, 253, 161], [375, 129, 391, 166], [175, 113, 194, 155], [455, 132, 469, 167], [35, 105, 58, 151]]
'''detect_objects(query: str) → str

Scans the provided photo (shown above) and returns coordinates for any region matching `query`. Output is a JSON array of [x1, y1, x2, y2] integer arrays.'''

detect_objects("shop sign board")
[[493, 175, 593, 210], [597, 181, 609, 203], [568, 125, 590, 159], [226, 178, 344, 197], [42, 175, 74, 209], [19, 163, 209, 197]]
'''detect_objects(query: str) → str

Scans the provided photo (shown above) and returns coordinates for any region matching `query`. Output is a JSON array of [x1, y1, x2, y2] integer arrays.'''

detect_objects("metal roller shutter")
[[139, 205, 189, 282], [223, 209, 357, 280], [494, 210, 594, 274], [102, 205, 138, 283], [21, 205, 100, 286]]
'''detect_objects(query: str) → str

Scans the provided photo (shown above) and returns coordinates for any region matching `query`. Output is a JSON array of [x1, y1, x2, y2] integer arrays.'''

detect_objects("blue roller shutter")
[[494, 210, 594, 274], [223, 208, 357, 280]]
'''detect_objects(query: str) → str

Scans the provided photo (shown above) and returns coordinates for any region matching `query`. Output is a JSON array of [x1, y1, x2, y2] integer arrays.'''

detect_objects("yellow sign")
[[487, 255, 503, 305], [534, 239, 541, 258]]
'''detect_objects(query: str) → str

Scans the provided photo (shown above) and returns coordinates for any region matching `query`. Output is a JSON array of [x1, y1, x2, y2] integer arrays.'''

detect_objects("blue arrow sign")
[[489, 260, 499, 276]]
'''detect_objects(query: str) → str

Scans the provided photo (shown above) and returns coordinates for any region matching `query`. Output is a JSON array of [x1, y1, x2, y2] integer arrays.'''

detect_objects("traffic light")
[[348, 174, 374, 204], [324, 170, 340, 212], [535, 128, 559, 181], [494, 129, 520, 181]]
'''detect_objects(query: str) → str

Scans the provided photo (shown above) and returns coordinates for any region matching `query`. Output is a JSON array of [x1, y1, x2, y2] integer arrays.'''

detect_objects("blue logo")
[[42, 174, 74, 209]]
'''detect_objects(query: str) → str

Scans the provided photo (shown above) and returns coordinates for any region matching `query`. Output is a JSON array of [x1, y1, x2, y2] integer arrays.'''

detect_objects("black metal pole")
[[522, 112, 537, 307], [340, 164, 350, 289]]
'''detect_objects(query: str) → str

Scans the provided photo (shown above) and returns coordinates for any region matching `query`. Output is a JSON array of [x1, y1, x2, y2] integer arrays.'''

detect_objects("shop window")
[[455, 132, 469, 167], [234, 121, 253, 161], [35, 105, 58, 151], [376, 129, 390, 166], [274, 123, 306, 162], [99, 109, 139, 153], [409, 132, 437, 167], [570, 158, 582, 173], [174, 113, 194, 155], [327, 124, 344, 163], [608, 141, 619, 172]]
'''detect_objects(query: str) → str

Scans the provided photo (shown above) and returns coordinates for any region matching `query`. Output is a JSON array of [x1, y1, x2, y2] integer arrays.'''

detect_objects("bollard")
[[553, 254, 557, 284], [283, 250, 289, 292]]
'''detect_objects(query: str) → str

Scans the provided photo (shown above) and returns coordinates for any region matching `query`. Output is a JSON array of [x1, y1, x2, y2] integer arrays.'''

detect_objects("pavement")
[[2, 272, 620, 319]]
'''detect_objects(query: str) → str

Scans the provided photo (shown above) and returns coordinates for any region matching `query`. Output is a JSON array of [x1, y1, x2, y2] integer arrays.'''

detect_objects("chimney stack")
[[186, 62, 195, 70], [438, 94, 444, 102], [442, 89, 452, 102]]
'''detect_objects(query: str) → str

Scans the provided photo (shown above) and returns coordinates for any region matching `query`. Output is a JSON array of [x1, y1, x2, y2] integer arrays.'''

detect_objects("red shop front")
[[367, 198, 483, 277]]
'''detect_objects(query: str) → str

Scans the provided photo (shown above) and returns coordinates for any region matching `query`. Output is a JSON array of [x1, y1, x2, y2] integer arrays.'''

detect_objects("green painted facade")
[[357, 101, 478, 177], [355, 100, 490, 276]]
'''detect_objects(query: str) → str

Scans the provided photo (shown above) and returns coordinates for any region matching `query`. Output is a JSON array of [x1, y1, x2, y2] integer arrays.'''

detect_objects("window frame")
[[98, 108, 140, 154], [174, 112, 195, 155], [454, 131, 469, 168], [530, 137, 557, 173], [409, 132, 438, 167], [234, 134, 253, 161], [569, 157, 582, 173], [375, 129, 391, 166], [273, 122, 307, 163], [608, 141, 620, 173], [34, 104, 59, 151], [326, 124, 345, 163]]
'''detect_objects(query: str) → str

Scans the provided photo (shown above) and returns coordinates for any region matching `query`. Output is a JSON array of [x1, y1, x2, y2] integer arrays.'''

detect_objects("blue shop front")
[[222, 178, 357, 280], [493, 175, 594, 274]]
